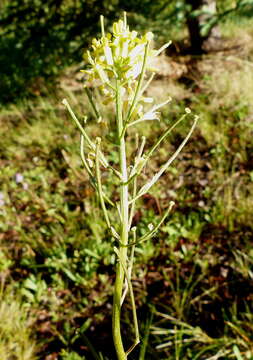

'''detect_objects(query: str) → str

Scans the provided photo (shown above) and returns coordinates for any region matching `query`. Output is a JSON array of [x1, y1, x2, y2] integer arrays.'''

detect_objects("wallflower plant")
[[62, 13, 198, 360]]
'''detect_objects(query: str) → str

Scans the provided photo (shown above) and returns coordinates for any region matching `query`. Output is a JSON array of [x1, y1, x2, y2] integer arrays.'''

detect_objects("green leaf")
[[233, 345, 244, 360]]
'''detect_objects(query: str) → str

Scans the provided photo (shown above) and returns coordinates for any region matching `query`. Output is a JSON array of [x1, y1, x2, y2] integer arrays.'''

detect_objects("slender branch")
[[84, 87, 101, 120], [127, 117, 159, 127], [81, 135, 115, 207], [100, 15, 105, 37], [95, 138, 111, 229], [121, 228, 136, 305], [122, 112, 189, 187], [128, 175, 138, 231], [141, 73, 155, 95], [125, 42, 150, 124], [145, 112, 187, 161], [80, 134, 95, 180], [63, 98, 121, 180], [129, 116, 199, 204], [63, 99, 94, 149], [125, 201, 175, 248], [108, 164, 122, 180], [136, 136, 146, 163], [62, 98, 108, 168], [123, 11, 127, 29], [111, 226, 120, 241], [128, 136, 146, 230]]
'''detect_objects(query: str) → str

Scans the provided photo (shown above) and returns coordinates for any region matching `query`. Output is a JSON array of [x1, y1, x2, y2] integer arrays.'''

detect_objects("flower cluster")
[[82, 16, 170, 115], [83, 19, 155, 83], [81, 15, 173, 127]]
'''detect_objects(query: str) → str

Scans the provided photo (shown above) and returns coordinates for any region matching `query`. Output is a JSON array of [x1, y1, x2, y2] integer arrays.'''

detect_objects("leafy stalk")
[[64, 14, 198, 360], [112, 80, 129, 360]]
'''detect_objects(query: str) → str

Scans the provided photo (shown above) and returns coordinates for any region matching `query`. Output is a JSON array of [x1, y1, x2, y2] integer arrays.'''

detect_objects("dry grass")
[[0, 287, 38, 360], [200, 55, 253, 109]]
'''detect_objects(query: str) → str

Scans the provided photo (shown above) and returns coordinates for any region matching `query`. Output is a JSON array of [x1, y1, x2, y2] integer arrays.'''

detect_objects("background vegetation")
[[0, 1, 253, 359]]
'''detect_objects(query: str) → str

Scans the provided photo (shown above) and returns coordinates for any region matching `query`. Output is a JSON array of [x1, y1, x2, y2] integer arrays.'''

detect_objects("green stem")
[[125, 41, 149, 124], [112, 80, 129, 360], [95, 138, 111, 229], [84, 87, 101, 120]]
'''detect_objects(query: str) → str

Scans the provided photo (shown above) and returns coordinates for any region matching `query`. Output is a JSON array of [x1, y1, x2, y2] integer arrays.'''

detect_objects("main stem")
[[112, 81, 129, 360]]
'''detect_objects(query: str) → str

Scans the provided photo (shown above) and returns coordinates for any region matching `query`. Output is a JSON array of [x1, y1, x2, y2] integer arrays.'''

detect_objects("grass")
[[0, 15, 253, 360], [0, 285, 37, 360]]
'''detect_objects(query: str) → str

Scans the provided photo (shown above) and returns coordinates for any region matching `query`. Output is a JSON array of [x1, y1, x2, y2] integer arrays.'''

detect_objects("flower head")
[[82, 14, 170, 104]]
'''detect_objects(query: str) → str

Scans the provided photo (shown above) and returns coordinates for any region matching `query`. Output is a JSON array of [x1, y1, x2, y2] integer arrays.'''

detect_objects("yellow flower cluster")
[[82, 15, 171, 121], [83, 19, 155, 86]]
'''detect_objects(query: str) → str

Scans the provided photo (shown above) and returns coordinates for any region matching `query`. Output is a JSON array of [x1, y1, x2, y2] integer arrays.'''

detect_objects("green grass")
[[0, 16, 253, 360]]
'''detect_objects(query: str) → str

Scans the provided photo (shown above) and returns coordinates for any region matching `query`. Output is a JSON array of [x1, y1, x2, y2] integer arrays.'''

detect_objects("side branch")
[[95, 138, 111, 228], [129, 116, 199, 204]]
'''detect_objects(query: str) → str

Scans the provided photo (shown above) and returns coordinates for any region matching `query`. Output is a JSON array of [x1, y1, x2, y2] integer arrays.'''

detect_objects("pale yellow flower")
[[82, 17, 169, 90], [82, 15, 171, 125]]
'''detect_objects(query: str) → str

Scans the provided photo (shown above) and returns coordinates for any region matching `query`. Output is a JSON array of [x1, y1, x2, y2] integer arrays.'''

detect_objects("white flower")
[[142, 97, 154, 103], [128, 44, 145, 62], [126, 62, 142, 79], [121, 40, 129, 58], [138, 98, 172, 122], [95, 64, 109, 84], [142, 110, 159, 121], [104, 45, 113, 65], [148, 223, 154, 231]]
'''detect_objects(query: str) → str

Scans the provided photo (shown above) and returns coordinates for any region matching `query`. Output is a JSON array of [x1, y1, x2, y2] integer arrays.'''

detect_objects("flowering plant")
[[63, 13, 198, 360]]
